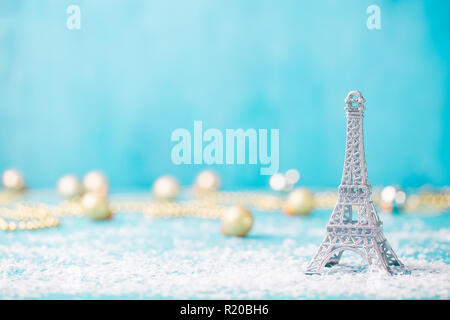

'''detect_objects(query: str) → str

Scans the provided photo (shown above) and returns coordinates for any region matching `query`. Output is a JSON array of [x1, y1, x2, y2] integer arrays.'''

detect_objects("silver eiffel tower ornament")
[[306, 91, 409, 276]]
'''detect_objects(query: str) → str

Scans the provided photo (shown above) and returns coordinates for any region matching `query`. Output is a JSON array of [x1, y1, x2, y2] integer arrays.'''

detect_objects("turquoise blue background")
[[0, 0, 449, 189]]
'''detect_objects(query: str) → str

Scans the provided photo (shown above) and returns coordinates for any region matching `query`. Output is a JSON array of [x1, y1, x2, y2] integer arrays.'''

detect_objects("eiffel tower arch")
[[305, 91, 409, 276]]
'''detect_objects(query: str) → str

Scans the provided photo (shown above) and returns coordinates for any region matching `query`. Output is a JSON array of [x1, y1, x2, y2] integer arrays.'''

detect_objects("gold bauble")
[[379, 200, 393, 213], [194, 170, 221, 194], [2, 169, 26, 191], [152, 175, 180, 200], [380, 185, 406, 213], [83, 171, 108, 196], [57, 174, 82, 198], [81, 192, 112, 220], [285, 169, 300, 185], [221, 205, 253, 237], [269, 173, 287, 191], [381, 186, 396, 203], [283, 188, 314, 216]]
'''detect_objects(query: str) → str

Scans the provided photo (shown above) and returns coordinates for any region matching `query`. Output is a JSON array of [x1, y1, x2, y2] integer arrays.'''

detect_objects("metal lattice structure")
[[305, 91, 409, 276]]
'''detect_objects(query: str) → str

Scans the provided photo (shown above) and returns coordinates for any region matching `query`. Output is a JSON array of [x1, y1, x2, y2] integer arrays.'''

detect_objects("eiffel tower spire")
[[305, 91, 409, 275]]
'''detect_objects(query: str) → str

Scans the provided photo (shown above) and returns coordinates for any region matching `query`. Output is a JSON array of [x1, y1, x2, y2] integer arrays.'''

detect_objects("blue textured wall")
[[0, 0, 449, 189]]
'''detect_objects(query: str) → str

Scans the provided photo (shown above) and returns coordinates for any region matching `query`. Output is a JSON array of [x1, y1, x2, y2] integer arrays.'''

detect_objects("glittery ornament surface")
[[0, 192, 448, 299]]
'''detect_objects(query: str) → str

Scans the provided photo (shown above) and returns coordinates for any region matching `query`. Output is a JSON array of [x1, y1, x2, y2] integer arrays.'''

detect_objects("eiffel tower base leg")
[[305, 235, 410, 276], [365, 239, 410, 276], [304, 238, 335, 275]]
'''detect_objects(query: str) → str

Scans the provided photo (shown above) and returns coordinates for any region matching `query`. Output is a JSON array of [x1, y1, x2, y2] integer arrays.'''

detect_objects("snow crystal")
[[0, 209, 448, 299]]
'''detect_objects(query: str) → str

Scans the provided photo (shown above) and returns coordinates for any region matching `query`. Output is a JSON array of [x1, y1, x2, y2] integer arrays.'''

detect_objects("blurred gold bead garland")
[[0, 204, 59, 231], [0, 169, 449, 235]]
